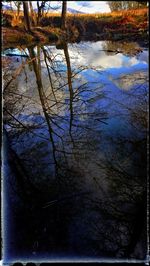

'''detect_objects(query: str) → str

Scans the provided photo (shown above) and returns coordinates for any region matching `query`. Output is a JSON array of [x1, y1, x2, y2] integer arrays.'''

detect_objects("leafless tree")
[[23, 1, 31, 32], [61, 1, 67, 30]]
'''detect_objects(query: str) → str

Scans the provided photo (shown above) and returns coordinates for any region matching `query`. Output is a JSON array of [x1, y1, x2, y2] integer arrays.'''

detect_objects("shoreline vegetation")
[[2, 7, 148, 47]]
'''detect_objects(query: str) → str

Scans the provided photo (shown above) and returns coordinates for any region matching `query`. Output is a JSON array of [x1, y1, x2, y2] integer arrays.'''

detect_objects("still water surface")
[[2, 40, 148, 262]]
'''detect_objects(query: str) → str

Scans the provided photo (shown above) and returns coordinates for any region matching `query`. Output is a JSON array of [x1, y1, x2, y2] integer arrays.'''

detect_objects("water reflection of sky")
[[3, 40, 148, 126], [3, 41, 148, 110], [3, 40, 148, 262], [3, 41, 148, 69], [3, 40, 148, 152], [46, 41, 148, 92], [53, 41, 148, 69]]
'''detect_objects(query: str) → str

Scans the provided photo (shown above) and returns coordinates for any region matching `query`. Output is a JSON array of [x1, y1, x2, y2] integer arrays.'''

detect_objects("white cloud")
[[68, 1, 110, 13], [15, 1, 110, 14], [42, 1, 110, 14], [76, 2, 93, 8]]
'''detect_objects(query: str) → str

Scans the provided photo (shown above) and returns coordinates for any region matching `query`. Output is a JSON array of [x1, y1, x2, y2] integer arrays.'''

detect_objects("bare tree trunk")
[[63, 41, 74, 133], [23, 1, 31, 32], [17, 5, 20, 18], [37, 1, 40, 26], [27, 47, 58, 169], [61, 1, 67, 30], [29, 1, 36, 26], [42, 48, 57, 102], [37, 1, 43, 26]]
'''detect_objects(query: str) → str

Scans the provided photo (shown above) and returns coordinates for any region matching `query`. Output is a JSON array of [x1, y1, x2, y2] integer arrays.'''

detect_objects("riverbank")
[[2, 26, 61, 46], [2, 7, 148, 47]]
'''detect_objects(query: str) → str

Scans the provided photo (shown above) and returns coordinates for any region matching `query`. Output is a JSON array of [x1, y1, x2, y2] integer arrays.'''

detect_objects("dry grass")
[[2, 7, 148, 19], [92, 7, 148, 17], [39, 7, 148, 18], [2, 27, 35, 45], [2, 7, 148, 32], [1, 7, 148, 45]]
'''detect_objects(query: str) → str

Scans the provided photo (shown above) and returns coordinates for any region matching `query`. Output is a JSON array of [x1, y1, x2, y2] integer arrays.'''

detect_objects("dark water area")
[[2, 40, 148, 263]]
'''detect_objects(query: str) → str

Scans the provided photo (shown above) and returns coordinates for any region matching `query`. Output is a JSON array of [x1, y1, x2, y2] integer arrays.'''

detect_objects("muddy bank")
[[2, 26, 148, 50], [2, 7, 148, 47]]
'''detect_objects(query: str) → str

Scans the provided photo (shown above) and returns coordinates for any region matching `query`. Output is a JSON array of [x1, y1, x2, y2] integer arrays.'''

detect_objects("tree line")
[[2, 1, 67, 31], [107, 1, 147, 11], [23, 1, 67, 31], [2, 1, 148, 31]]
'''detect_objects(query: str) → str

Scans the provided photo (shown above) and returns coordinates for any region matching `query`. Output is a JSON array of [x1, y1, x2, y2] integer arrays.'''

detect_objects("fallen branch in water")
[[3, 57, 36, 90], [4, 53, 29, 57], [43, 191, 92, 208]]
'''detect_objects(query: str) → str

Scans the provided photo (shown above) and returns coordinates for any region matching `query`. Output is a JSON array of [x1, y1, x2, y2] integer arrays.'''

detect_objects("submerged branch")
[[43, 191, 92, 208]]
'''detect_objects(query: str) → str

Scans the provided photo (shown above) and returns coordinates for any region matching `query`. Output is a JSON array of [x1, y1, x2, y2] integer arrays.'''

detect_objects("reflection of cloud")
[[41, 42, 148, 74], [137, 51, 148, 64], [43, 41, 148, 93], [112, 71, 147, 91], [124, 57, 138, 66], [67, 42, 148, 70]]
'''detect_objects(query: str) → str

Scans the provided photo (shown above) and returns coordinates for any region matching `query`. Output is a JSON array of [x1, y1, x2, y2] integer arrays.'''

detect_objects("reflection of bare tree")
[[92, 148, 147, 257], [41, 47, 57, 102], [86, 79, 147, 258], [3, 42, 148, 260], [27, 46, 60, 177], [62, 41, 74, 134]]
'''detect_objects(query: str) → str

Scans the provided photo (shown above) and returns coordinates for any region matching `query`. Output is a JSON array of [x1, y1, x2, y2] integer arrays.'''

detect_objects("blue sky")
[[5, 1, 110, 14], [32, 1, 110, 14], [66, 1, 110, 13]]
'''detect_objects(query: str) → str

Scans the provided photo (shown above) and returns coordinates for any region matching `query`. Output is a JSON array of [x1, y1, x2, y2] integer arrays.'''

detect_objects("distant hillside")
[[33, 7, 85, 14], [2, 3, 85, 14], [67, 8, 85, 14]]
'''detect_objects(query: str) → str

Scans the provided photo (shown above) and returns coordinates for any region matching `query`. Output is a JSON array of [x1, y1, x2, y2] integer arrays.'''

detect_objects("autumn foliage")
[[2, 7, 148, 44]]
